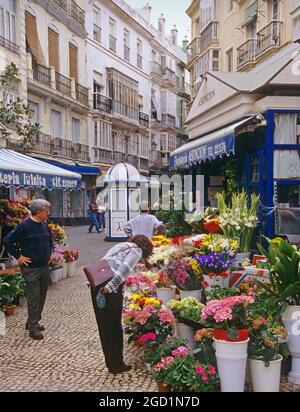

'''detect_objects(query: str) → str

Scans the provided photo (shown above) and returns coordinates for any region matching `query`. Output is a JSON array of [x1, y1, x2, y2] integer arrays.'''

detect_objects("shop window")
[[277, 185, 300, 235], [277, 185, 300, 208]]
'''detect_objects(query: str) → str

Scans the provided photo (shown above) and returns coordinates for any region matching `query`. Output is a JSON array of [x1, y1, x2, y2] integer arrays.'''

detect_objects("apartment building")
[[86, 0, 190, 175], [171, 0, 300, 240]]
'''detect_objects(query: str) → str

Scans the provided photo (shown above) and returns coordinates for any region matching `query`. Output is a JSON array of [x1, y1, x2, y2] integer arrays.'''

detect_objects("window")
[[123, 29, 130, 61], [28, 101, 40, 125], [226, 48, 233, 72], [212, 49, 219, 71], [0, 0, 16, 43], [109, 18, 116, 52], [51, 109, 62, 138], [69, 42, 78, 81], [200, 0, 218, 30], [140, 135, 149, 157], [48, 27, 59, 71], [227, 0, 234, 14], [93, 8, 101, 43], [137, 39, 143, 69], [99, 121, 112, 149], [72, 117, 80, 143], [94, 121, 98, 146], [273, 0, 279, 20]]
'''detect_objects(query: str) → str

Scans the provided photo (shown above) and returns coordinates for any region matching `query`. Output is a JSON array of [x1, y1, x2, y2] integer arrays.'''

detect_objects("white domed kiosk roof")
[[97, 162, 148, 184]]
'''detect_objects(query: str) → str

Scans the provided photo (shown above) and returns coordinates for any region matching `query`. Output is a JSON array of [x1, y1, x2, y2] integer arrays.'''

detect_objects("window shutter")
[[69, 43, 78, 81], [48, 28, 59, 71], [25, 11, 45, 64]]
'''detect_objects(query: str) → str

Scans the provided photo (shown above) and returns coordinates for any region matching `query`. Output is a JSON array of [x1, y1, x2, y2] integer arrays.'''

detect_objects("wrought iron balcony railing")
[[237, 38, 257, 68], [0, 35, 19, 54], [139, 112, 149, 128], [256, 20, 283, 56], [93, 93, 112, 113]]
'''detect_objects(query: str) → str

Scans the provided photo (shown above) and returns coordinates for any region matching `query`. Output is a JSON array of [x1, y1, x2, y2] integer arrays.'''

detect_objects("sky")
[[126, 0, 191, 44]]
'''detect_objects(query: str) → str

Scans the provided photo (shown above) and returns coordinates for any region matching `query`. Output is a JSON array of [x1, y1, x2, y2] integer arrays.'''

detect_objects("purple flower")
[[195, 252, 235, 275]]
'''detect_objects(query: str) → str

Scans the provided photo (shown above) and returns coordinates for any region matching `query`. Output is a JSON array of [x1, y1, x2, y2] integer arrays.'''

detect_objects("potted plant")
[[248, 317, 288, 392], [194, 328, 216, 366], [166, 257, 203, 300], [49, 248, 64, 283], [167, 297, 204, 349], [0, 272, 26, 315], [201, 295, 254, 392], [216, 191, 259, 258], [123, 293, 175, 347], [144, 337, 188, 370], [257, 237, 300, 384], [124, 274, 157, 296], [48, 223, 67, 246], [63, 249, 79, 277], [154, 270, 176, 304]]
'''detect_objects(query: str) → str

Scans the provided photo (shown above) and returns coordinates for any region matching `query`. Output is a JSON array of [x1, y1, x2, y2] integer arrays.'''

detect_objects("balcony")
[[237, 38, 257, 68], [150, 61, 163, 77], [109, 35, 117, 53], [31, 132, 53, 155], [256, 20, 283, 56], [93, 24, 101, 42], [93, 148, 114, 164], [32, 61, 51, 87], [200, 22, 219, 51], [0, 35, 19, 54], [55, 71, 72, 97], [161, 114, 176, 128], [187, 37, 200, 65], [139, 112, 149, 128], [176, 78, 191, 96], [112, 101, 139, 121], [93, 93, 112, 113], [53, 137, 74, 158], [75, 82, 89, 105], [50, 0, 85, 27], [74, 142, 89, 162], [161, 67, 176, 87]]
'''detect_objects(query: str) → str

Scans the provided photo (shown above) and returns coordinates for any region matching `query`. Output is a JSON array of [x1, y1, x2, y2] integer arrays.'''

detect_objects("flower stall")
[[122, 192, 299, 392]]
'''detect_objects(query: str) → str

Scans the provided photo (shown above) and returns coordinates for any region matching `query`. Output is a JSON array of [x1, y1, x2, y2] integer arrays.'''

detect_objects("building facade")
[[171, 0, 300, 240]]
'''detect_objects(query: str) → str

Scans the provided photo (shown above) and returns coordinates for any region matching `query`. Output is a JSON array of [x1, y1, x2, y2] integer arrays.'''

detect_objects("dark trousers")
[[88, 212, 100, 233], [91, 285, 124, 371], [97, 212, 105, 230], [21, 266, 50, 332]]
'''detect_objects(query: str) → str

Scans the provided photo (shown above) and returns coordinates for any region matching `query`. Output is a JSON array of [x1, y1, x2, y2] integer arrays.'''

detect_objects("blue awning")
[[41, 160, 101, 176], [170, 118, 252, 170], [0, 149, 81, 190]]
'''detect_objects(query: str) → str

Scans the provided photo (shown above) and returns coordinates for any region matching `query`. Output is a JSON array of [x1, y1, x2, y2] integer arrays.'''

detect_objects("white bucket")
[[67, 261, 76, 277], [62, 263, 68, 279], [214, 338, 249, 392], [249, 356, 282, 392], [156, 287, 176, 305], [177, 323, 196, 349], [282, 305, 300, 385], [50, 267, 62, 283], [179, 289, 202, 302]]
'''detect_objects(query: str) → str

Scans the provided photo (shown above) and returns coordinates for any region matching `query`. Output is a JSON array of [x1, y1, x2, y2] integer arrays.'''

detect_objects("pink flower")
[[137, 332, 156, 345], [158, 308, 175, 324], [196, 366, 205, 375], [171, 346, 189, 359], [208, 365, 216, 375]]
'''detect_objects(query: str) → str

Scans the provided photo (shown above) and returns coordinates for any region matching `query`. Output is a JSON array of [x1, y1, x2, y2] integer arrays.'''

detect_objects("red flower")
[[220, 272, 229, 279], [201, 281, 210, 288], [193, 240, 204, 248], [171, 236, 190, 245], [203, 218, 222, 234], [207, 273, 216, 278]]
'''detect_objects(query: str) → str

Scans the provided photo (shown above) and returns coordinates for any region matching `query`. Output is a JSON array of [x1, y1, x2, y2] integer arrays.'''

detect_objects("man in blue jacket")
[[4, 199, 53, 340]]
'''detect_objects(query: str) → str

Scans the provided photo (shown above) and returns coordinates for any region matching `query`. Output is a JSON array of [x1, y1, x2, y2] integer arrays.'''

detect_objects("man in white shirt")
[[124, 207, 165, 239]]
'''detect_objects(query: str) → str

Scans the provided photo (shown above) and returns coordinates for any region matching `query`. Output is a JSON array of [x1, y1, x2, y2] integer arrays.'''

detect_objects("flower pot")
[[179, 289, 202, 301], [62, 263, 68, 279], [156, 382, 172, 392], [177, 322, 197, 350], [214, 329, 249, 342], [0, 310, 5, 336], [4, 304, 16, 316], [50, 267, 62, 283], [249, 356, 282, 392], [214, 338, 249, 392], [282, 305, 300, 385], [67, 261, 76, 277], [232, 252, 250, 267], [156, 287, 176, 305]]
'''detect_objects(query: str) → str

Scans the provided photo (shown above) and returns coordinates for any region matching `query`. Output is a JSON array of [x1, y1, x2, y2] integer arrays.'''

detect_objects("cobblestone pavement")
[[0, 226, 299, 392]]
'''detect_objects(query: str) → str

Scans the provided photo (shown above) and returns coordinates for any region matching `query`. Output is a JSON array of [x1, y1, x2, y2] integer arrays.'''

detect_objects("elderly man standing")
[[4, 199, 53, 340]]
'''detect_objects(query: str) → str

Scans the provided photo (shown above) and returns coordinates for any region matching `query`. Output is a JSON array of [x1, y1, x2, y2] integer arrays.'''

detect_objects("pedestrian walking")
[[124, 204, 165, 239], [88, 198, 100, 233], [90, 235, 153, 374], [97, 204, 106, 232], [3, 199, 53, 340]]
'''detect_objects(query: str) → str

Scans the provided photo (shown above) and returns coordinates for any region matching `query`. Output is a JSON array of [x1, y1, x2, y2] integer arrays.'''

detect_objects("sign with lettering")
[[0, 169, 81, 190], [198, 90, 216, 106]]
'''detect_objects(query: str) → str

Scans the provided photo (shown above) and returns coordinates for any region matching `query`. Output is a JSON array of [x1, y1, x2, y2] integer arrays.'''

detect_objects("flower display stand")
[[67, 261, 76, 277], [62, 263, 68, 279], [214, 338, 249, 392], [249, 356, 282, 392], [177, 322, 197, 350], [50, 267, 62, 283], [156, 287, 176, 305], [282, 305, 300, 385], [179, 289, 202, 302]]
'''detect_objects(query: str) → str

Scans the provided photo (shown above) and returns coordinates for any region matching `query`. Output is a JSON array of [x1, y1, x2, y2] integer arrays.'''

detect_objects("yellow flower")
[[144, 297, 160, 306]]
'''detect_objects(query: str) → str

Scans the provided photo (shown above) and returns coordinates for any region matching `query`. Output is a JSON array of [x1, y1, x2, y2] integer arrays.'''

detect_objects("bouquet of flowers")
[[123, 293, 175, 347], [148, 244, 177, 266], [0, 198, 30, 227], [195, 251, 236, 276], [194, 328, 216, 365], [49, 247, 64, 268], [124, 274, 156, 295], [48, 223, 67, 246], [203, 217, 223, 234], [152, 235, 171, 247], [167, 297, 204, 324], [144, 337, 188, 367], [63, 249, 79, 263], [216, 191, 259, 253], [166, 257, 203, 291], [201, 295, 254, 340], [154, 270, 173, 288], [196, 234, 239, 255]]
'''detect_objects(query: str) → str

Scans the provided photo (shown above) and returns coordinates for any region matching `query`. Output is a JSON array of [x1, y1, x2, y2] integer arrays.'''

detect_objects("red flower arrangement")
[[63, 249, 79, 262], [203, 218, 223, 234]]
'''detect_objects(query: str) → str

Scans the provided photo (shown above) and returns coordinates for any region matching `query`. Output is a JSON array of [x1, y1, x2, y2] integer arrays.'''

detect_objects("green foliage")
[[221, 161, 238, 195], [257, 237, 300, 305], [167, 297, 203, 323], [0, 63, 40, 152], [205, 286, 241, 301], [144, 337, 187, 366], [155, 209, 192, 238], [0, 274, 26, 308]]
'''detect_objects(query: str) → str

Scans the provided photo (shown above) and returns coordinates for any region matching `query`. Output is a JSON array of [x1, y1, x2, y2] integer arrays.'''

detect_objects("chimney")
[[171, 25, 178, 46], [142, 3, 152, 23], [158, 13, 166, 35], [182, 36, 189, 51]]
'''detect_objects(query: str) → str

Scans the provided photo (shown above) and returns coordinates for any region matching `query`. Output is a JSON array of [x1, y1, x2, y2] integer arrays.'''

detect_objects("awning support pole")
[[265, 110, 275, 238]]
